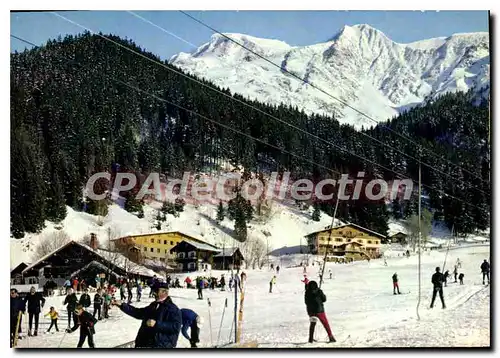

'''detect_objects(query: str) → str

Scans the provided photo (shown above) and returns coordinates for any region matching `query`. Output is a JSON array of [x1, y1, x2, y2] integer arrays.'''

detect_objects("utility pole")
[[319, 192, 340, 289]]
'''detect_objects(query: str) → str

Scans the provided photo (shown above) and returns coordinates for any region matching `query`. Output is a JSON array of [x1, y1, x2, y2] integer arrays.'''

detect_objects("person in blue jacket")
[[180, 308, 202, 348], [112, 282, 181, 348]]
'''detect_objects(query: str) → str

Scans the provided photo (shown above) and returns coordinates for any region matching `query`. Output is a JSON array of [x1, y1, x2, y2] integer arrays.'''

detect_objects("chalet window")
[[187, 262, 196, 270], [165, 249, 167, 254], [150, 248, 154, 252], [178, 252, 185, 259], [188, 251, 196, 259], [367, 240, 372, 244], [157, 248, 160, 253], [170, 241, 174, 245], [335, 238, 342, 242], [347, 239, 351, 242], [144, 247, 147, 252], [157, 239, 160, 244], [151, 239, 154, 243], [164, 240, 167, 245]]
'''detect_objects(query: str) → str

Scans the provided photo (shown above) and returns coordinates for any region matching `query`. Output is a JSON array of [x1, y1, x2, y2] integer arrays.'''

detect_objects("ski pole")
[[207, 298, 213, 346], [217, 298, 228, 346]]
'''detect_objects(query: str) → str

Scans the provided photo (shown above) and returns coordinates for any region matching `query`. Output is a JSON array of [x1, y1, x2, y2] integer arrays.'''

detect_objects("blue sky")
[[11, 11, 489, 60]]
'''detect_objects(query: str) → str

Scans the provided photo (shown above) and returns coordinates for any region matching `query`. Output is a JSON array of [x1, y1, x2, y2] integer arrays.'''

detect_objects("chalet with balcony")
[[169, 239, 221, 272], [305, 223, 385, 261]]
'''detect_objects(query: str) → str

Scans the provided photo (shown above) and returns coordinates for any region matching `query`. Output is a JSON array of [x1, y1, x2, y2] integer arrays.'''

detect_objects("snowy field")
[[15, 245, 489, 348]]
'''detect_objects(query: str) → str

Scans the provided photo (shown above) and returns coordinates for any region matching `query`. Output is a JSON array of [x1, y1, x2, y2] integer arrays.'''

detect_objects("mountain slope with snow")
[[170, 25, 490, 129]]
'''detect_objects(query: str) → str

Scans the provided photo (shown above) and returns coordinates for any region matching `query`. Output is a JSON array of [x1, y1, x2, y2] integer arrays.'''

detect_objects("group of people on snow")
[[390, 258, 490, 310]]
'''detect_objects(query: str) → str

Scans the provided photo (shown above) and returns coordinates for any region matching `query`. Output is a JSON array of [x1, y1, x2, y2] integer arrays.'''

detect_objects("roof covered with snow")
[[170, 239, 221, 253], [22, 240, 160, 278], [306, 222, 386, 239]]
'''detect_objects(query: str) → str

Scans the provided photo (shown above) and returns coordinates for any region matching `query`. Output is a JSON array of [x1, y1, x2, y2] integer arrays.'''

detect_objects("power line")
[[126, 11, 198, 49], [178, 10, 490, 186], [10, 30, 490, 216]]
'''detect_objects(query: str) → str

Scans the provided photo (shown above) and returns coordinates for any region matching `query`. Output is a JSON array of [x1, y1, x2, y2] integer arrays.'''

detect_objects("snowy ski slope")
[[15, 245, 489, 348]]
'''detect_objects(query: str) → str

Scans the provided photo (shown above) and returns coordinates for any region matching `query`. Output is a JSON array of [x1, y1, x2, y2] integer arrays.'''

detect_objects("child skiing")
[[392, 273, 401, 295], [458, 273, 465, 285], [443, 270, 450, 287], [44, 307, 59, 333], [453, 266, 458, 283], [66, 304, 97, 348], [269, 276, 277, 293], [304, 280, 335, 343]]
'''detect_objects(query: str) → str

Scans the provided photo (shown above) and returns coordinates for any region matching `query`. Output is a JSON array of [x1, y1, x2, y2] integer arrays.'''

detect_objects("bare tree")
[[34, 231, 71, 260], [404, 208, 433, 252]]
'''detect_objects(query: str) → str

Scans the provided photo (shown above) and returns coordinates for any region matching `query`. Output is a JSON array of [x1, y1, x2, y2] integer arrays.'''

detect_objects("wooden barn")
[[212, 247, 244, 270]]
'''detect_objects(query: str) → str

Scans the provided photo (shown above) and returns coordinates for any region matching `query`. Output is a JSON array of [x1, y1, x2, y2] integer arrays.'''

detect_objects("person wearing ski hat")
[[430, 267, 446, 309], [304, 280, 336, 343], [112, 282, 182, 348], [180, 308, 203, 348]]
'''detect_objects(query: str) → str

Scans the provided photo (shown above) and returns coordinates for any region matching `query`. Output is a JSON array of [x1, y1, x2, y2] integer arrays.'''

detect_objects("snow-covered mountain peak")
[[170, 25, 489, 129]]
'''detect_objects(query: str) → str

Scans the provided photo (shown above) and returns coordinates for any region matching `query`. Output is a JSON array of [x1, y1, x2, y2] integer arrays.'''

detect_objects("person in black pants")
[[180, 308, 201, 348], [66, 304, 97, 348], [93, 289, 103, 320], [10, 288, 25, 347], [63, 288, 78, 328], [481, 259, 490, 285], [430, 267, 446, 309], [26, 286, 45, 336]]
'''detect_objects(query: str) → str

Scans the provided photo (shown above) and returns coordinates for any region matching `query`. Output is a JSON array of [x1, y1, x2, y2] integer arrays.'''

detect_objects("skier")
[[481, 259, 490, 285], [112, 282, 182, 348], [458, 273, 465, 285], [228, 276, 233, 292], [180, 308, 202, 348], [127, 281, 133, 303], [137, 283, 143, 302], [276, 266, 280, 274], [329, 269, 333, 279], [392, 273, 401, 295], [197, 277, 204, 300], [95, 274, 101, 290], [453, 266, 458, 283], [304, 280, 336, 343], [120, 282, 127, 301], [430, 267, 446, 309], [220, 275, 226, 291], [65, 304, 98, 348], [26, 286, 45, 336], [384, 258, 388, 266], [64, 288, 78, 328], [63, 279, 71, 293], [79, 288, 92, 309], [269, 276, 277, 293], [44, 306, 59, 333], [10, 288, 25, 347], [443, 270, 450, 287], [456, 258, 462, 269], [93, 289, 103, 320]]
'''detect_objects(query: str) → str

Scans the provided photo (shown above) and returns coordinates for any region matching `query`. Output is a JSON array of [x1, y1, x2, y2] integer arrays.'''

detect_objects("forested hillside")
[[10, 32, 491, 239]]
